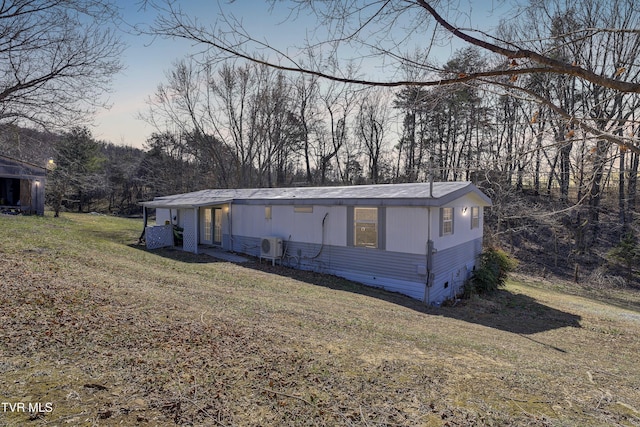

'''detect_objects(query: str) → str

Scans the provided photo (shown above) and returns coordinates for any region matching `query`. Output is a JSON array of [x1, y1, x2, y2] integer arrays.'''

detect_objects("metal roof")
[[0, 155, 47, 179], [141, 182, 492, 209]]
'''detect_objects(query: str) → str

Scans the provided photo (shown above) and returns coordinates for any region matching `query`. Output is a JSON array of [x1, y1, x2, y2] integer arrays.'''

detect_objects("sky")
[[92, 0, 510, 149], [94, 0, 330, 147]]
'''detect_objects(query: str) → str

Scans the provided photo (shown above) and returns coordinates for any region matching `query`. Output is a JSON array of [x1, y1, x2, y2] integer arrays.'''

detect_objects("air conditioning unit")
[[260, 236, 283, 265]]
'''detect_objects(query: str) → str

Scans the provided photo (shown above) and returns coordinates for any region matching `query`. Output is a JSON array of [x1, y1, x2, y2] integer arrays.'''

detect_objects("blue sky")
[[93, 0, 509, 148], [94, 0, 324, 147]]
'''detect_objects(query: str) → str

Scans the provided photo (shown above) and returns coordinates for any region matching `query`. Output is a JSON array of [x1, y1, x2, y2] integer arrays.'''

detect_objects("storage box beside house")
[[141, 182, 491, 305]]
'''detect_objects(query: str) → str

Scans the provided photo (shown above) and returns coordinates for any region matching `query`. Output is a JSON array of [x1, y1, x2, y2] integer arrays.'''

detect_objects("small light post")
[[34, 179, 40, 215]]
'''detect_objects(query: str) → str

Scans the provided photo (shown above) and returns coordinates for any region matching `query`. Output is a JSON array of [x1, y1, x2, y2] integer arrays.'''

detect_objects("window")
[[265, 206, 272, 219], [354, 207, 378, 248], [441, 207, 453, 236], [294, 206, 313, 213], [471, 206, 480, 229]]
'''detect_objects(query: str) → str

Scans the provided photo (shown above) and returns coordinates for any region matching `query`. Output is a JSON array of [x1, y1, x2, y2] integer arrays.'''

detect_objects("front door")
[[213, 207, 222, 245], [200, 207, 223, 246]]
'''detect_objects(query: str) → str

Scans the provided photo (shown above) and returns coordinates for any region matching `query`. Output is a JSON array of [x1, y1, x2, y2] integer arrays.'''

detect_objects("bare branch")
[[486, 78, 640, 155], [0, 0, 124, 129], [416, 0, 640, 93]]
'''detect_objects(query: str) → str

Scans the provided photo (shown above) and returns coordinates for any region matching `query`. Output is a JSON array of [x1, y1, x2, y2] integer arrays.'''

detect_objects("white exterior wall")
[[386, 199, 485, 255], [155, 208, 172, 226], [232, 205, 270, 238], [385, 207, 430, 255], [221, 206, 230, 237], [230, 201, 485, 253], [231, 204, 347, 246], [432, 194, 486, 252], [272, 205, 347, 246]]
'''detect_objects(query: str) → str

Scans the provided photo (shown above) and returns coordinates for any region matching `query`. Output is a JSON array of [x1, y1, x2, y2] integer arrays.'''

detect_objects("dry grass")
[[1, 213, 639, 426]]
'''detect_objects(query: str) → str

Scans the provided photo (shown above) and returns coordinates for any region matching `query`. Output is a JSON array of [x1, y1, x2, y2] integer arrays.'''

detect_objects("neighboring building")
[[0, 155, 46, 215], [141, 182, 492, 305]]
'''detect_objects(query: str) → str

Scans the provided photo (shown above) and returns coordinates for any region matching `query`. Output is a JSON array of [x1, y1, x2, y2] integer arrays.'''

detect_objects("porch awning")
[[141, 197, 233, 209]]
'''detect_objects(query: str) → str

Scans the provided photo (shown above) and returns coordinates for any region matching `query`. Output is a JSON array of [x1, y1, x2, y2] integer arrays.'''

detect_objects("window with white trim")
[[442, 207, 453, 235], [471, 206, 480, 229], [354, 207, 378, 248]]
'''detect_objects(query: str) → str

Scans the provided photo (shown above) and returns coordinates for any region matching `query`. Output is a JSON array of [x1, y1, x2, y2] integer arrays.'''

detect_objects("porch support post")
[[193, 207, 199, 254], [138, 206, 148, 244]]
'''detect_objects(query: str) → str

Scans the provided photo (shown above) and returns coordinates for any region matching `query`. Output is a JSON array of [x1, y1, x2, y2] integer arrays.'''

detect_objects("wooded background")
[[1, 0, 638, 286]]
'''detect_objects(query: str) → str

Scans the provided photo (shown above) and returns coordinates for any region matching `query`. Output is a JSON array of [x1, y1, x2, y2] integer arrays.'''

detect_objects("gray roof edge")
[[235, 198, 443, 207], [140, 201, 195, 209], [140, 182, 492, 208], [140, 198, 234, 209]]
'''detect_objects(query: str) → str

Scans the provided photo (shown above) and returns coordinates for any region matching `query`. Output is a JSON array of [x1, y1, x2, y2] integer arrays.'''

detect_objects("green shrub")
[[466, 248, 517, 296]]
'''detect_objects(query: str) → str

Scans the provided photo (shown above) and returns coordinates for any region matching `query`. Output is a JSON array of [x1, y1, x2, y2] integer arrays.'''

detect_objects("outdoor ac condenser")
[[260, 236, 283, 265]]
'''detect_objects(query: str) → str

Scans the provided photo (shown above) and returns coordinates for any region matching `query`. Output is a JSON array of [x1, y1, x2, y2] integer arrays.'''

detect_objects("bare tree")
[[142, 59, 236, 187], [508, 0, 640, 243], [356, 90, 390, 183], [144, 0, 640, 155], [292, 73, 322, 184], [145, 58, 317, 187], [316, 73, 359, 184], [0, 0, 124, 128]]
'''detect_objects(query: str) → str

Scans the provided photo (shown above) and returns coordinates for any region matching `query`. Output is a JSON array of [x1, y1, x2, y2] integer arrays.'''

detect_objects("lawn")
[[1, 213, 639, 426]]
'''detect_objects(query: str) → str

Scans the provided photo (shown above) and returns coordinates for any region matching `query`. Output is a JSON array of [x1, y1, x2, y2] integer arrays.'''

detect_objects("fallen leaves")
[[3, 214, 640, 426]]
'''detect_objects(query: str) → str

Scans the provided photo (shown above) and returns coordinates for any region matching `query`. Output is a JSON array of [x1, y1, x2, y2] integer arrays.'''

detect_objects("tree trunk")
[[619, 148, 626, 227], [628, 151, 639, 223], [559, 138, 572, 203], [586, 139, 610, 246]]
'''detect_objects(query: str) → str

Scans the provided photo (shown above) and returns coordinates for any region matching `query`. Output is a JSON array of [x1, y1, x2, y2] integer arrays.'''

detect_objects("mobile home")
[[142, 182, 491, 305]]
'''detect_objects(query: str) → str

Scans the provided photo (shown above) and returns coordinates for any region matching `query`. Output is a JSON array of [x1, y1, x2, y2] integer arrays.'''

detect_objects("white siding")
[[385, 207, 429, 255], [221, 205, 230, 239], [146, 183, 490, 303], [228, 201, 485, 254], [432, 194, 485, 251], [273, 205, 347, 246], [232, 204, 347, 246], [155, 208, 171, 226], [272, 205, 322, 244], [232, 205, 271, 238]]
